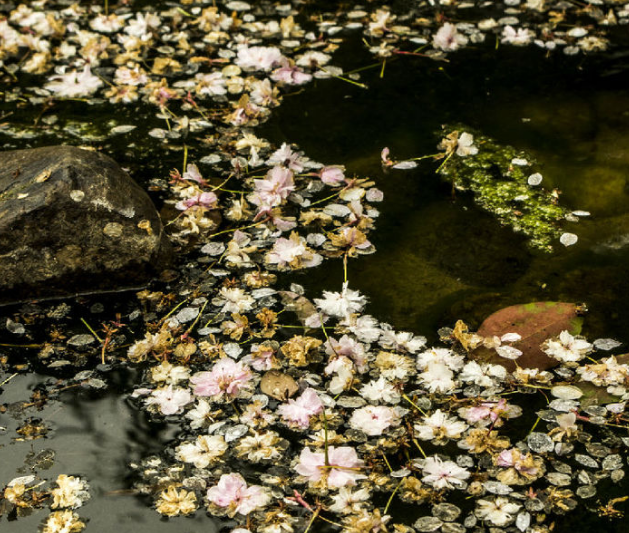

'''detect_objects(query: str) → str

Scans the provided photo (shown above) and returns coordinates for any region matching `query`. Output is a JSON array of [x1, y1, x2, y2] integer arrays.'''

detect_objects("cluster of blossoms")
[[344, 1, 622, 60], [1, 474, 90, 533], [2, 2, 629, 533], [125, 204, 629, 533]]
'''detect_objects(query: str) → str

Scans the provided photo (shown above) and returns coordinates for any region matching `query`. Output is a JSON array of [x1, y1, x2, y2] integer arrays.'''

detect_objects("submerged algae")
[[438, 126, 571, 252]]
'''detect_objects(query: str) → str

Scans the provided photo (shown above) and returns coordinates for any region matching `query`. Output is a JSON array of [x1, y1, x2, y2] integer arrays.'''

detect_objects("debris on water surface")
[[2, 1, 629, 532]]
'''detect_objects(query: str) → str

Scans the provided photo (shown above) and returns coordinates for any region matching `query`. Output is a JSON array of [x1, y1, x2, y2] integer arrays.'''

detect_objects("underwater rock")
[[0, 145, 172, 302]]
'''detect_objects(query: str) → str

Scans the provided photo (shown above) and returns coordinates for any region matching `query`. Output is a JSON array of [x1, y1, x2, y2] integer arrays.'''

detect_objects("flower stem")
[[81, 318, 103, 343], [384, 479, 404, 514]]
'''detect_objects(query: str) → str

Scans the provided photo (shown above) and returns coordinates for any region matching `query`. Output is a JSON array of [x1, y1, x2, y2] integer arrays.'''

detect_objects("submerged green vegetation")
[[437, 127, 574, 252]]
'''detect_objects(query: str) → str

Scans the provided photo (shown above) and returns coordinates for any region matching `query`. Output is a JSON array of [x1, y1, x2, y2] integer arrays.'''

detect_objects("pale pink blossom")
[[324, 356, 355, 395], [501, 26, 535, 46], [277, 388, 323, 429], [195, 71, 227, 97], [182, 163, 207, 185], [207, 473, 270, 516], [266, 143, 308, 172], [542, 330, 592, 363], [46, 65, 103, 97], [326, 335, 369, 373], [319, 166, 346, 186], [271, 64, 312, 85], [190, 358, 253, 399], [175, 191, 218, 211], [421, 456, 470, 489], [295, 446, 366, 488], [314, 282, 367, 319], [250, 166, 295, 209], [266, 232, 322, 269], [433, 23, 468, 51], [144, 385, 192, 415], [348, 405, 401, 436], [495, 449, 539, 477], [459, 399, 522, 426], [236, 45, 285, 71]]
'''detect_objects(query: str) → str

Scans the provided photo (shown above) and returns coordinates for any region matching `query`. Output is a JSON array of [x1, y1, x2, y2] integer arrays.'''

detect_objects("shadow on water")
[[261, 36, 629, 347], [0, 367, 215, 532]]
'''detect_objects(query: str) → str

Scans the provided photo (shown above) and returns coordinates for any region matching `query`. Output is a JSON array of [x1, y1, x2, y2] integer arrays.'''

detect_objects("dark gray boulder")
[[0, 145, 172, 303]]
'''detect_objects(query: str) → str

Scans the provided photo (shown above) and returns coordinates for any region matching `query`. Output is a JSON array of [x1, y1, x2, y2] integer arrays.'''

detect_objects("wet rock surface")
[[0, 145, 171, 302]]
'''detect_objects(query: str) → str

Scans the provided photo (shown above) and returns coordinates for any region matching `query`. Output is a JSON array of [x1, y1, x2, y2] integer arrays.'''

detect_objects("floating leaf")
[[260, 370, 299, 401], [472, 302, 583, 371]]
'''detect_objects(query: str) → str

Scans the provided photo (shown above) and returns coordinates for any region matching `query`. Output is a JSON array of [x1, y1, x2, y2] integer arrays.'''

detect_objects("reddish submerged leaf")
[[472, 302, 583, 371]]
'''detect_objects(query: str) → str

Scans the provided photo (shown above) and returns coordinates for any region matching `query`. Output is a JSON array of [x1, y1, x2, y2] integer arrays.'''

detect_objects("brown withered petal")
[[260, 370, 299, 401]]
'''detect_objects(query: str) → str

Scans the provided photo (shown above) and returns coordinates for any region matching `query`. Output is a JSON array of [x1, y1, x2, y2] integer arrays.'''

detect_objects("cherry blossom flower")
[[577, 355, 629, 386], [542, 330, 592, 363], [326, 335, 369, 373], [277, 388, 323, 429], [190, 358, 253, 399], [421, 456, 470, 489], [502, 26, 535, 46], [250, 166, 295, 210], [459, 361, 507, 388], [296, 51, 331, 68], [175, 191, 218, 211], [459, 399, 522, 427], [266, 232, 322, 269], [144, 385, 192, 415], [476, 497, 521, 526], [42, 510, 86, 533], [236, 45, 285, 71], [207, 473, 270, 516], [414, 409, 468, 444], [186, 399, 215, 429], [455, 131, 479, 156], [418, 362, 456, 393], [379, 328, 426, 354], [50, 475, 90, 509], [195, 71, 227, 97], [325, 356, 355, 394], [348, 405, 401, 436], [359, 377, 400, 404], [150, 361, 191, 384], [295, 446, 366, 488], [328, 487, 371, 514], [46, 65, 103, 97], [314, 282, 367, 319], [495, 448, 543, 483], [340, 314, 382, 344], [416, 347, 465, 371], [271, 64, 313, 85], [176, 435, 228, 468], [266, 143, 308, 172], [319, 166, 346, 186], [433, 23, 469, 51], [213, 287, 255, 314]]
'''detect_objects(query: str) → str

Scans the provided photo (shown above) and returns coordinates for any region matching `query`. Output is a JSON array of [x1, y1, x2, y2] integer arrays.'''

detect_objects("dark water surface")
[[3, 22, 629, 533]]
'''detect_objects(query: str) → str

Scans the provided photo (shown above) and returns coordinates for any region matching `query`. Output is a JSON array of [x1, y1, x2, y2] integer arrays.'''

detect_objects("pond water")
[[262, 35, 629, 343], [3, 3, 629, 533]]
